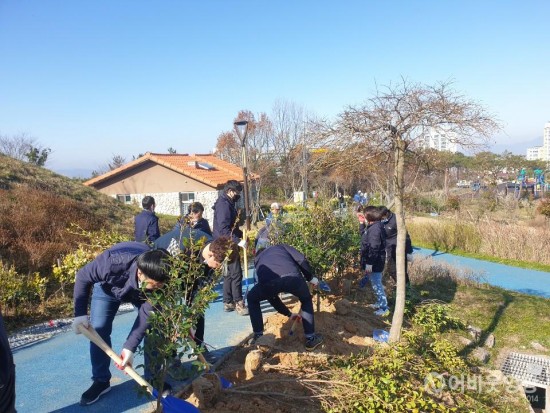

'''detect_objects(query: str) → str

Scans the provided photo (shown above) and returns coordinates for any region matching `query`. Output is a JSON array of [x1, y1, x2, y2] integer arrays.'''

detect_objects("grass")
[[410, 258, 550, 370]]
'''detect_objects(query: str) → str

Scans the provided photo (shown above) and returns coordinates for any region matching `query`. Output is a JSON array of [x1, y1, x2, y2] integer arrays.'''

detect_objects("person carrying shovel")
[[71, 242, 171, 406], [247, 242, 324, 351]]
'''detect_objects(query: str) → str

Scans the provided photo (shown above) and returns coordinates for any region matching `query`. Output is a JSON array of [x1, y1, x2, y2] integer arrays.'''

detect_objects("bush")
[[0, 261, 47, 315], [536, 198, 550, 219]]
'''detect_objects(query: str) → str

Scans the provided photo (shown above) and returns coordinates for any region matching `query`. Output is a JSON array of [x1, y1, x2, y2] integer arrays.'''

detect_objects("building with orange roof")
[[84, 152, 257, 222]]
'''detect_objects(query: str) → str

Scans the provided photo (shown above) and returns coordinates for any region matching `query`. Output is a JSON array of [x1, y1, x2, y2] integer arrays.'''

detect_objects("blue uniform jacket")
[[73, 241, 152, 352], [134, 209, 160, 243], [212, 192, 243, 243], [254, 244, 314, 284], [360, 221, 387, 272]]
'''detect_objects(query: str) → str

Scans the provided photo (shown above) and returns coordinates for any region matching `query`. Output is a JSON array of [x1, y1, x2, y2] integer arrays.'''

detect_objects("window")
[[116, 194, 132, 204], [179, 192, 195, 215]]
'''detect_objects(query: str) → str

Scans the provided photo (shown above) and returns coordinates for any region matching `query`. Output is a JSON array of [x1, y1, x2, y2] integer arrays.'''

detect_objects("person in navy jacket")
[[212, 180, 248, 316], [72, 242, 170, 406], [359, 206, 389, 316], [153, 225, 235, 352], [174, 202, 212, 236], [247, 243, 324, 351], [134, 196, 160, 243]]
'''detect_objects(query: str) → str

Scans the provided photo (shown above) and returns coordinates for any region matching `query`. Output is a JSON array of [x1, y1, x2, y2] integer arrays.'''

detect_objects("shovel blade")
[[152, 389, 200, 413]]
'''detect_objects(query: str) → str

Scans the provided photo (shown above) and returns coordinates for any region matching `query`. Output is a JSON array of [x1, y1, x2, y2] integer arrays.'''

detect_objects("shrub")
[[536, 198, 550, 220], [0, 261, 47, 315]]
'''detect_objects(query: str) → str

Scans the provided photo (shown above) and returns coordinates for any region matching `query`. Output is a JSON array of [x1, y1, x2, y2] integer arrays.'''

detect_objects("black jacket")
[[212, 192, 243, 243], [382, 212, 413, 254], [254, 244, 314, 284], [73, 242, 152, 352], [174, 217, 212, 236], [360, 221, 387, 272], [134, 209, 160, 243]]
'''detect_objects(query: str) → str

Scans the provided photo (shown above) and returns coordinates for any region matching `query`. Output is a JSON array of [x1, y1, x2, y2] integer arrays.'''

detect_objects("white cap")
[[270, 202, 280, 210]]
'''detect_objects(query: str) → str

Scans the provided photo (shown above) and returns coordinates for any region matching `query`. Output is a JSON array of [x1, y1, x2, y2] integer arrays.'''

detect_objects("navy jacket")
[[0, 310, 16, 413], [212, 192, 242, 243], [154, 227, 213, 303], [254, 244, 314, 284], [134, 209, 160, 243], [174, 217, 212, 236], [73, 242, 152, 352], [382, 212, 413, 254], [360, 221, 387, 272]]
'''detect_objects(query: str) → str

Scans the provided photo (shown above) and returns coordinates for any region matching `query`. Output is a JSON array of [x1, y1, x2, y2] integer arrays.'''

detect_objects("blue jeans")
[[89, 284, 154, 382], [247, 276, 315, 336], [368, 272, 388, 310]]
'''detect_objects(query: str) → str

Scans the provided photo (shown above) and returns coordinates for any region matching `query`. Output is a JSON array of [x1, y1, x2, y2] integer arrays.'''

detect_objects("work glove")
[[72, 315, 89, 334], [238, 239, 248, 249], [309, 277, 319, 287], [406, 254, 414, 262], [364, 264, 373, 273], [116, 348, 135, 370]]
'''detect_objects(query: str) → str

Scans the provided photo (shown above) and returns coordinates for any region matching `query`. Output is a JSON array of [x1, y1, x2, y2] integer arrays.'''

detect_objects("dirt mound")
[[182, 286, 390, 413]]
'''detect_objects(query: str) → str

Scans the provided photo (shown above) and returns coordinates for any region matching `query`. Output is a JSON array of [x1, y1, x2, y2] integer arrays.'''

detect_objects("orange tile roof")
[[84, 152, 258, 189]]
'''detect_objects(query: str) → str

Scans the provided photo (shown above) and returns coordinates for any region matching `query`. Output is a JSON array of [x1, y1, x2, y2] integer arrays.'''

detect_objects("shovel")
[[78, 324, 200, 413]]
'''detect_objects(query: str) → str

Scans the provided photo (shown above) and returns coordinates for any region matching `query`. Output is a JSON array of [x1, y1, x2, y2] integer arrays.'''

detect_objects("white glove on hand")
[[238, 239, 247, 249], [119, 348, 134, 368], [365, 264, 373, 273], [72, 315, 89, 334], [309, 277, 319, 286], [406, 254, 414, 262]]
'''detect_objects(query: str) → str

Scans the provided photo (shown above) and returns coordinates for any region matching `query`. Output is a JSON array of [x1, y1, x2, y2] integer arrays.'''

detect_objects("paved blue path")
[[416, 247, 550, 298], [13, 275, 261, 413]]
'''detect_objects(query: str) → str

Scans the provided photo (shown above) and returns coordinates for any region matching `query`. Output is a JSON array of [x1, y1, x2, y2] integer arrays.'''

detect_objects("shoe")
[[305, 334, 323, 351], [235, 301, 249, 316], [224, 302, 235, 312], [161, 382, 172, 397], [374, 308, 390, 317], [80, 381, 111, 405], [248, 333, 263, 345]]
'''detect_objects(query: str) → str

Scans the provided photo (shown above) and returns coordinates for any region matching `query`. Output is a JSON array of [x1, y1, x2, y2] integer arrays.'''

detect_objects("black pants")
[[386, 245, 411, 285], [223, 250, 243, 304], [0, 363, 17, 413]]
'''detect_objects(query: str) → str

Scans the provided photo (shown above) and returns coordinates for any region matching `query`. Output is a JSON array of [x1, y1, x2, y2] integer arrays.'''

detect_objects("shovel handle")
[[289, 316, 301, 336], [78, 324, 153, 392]]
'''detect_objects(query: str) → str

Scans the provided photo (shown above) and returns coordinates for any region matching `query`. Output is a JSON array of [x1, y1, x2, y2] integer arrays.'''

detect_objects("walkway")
[[13, 276, 260, 413]]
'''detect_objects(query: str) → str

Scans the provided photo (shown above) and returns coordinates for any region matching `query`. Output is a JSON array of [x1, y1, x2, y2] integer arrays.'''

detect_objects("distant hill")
[[0, 153, 137, 275]]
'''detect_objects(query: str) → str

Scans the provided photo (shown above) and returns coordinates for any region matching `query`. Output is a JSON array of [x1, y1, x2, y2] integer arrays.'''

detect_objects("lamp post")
[[234, 120, 251, 231]]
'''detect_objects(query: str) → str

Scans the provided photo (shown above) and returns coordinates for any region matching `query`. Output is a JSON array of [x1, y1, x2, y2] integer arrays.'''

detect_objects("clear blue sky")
[[1, 1, 549, 176]]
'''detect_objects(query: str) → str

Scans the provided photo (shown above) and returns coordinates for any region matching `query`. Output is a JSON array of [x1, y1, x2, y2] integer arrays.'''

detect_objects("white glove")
[[309, 277, 319, 286], [238, 239, 247, 249], [72, 315, 89, 334], [365, 264, 373, 273], [119, 348, 134, 368], [406, 254, 414, 262]]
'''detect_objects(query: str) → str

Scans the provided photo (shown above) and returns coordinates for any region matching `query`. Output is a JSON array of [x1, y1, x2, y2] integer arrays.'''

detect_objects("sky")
[[1, 1, 549, 177]]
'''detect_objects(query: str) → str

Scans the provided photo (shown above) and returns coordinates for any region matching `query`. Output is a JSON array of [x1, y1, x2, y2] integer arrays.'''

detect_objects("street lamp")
[[234, 120, 251, 231]]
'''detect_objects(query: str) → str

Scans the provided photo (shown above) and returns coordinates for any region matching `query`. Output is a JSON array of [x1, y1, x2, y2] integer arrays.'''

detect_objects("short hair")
[[187, 201, 205, 214], [270, 202, 280, 210], [223, 180, 243, 193], [142, 196, 155, 210], [209, 236, 238, 263], [364, 205, 382, 222], [378, 206, 390, 219], [136, 249, 171, 282]]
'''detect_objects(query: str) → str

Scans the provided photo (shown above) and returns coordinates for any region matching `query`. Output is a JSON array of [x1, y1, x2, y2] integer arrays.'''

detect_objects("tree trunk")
[[389, 137, 407, 343]]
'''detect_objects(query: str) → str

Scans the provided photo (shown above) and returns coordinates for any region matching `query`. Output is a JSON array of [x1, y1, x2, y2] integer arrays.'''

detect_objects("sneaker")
[[80, 381, 111, 405], [248, 333, 263, 345], [161, 382, 173, 397], [224, 302, 235, 312], [374, 308, 390, 317], [235, 301, 249, 316], [305, 334, 323, 351]]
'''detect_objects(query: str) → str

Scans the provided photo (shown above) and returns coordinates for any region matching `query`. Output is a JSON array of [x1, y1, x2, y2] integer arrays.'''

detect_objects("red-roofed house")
[[84, 152, 256, 222]]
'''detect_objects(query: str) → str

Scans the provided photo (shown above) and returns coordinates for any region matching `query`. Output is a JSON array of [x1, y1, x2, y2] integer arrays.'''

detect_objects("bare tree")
[[0, 133, 50, 165], [325, 79, 500, 342]]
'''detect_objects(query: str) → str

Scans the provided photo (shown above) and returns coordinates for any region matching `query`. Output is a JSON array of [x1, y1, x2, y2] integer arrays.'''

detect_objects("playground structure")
[[514, 168, 549, 199]]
